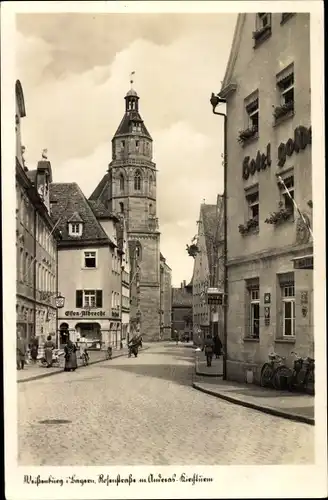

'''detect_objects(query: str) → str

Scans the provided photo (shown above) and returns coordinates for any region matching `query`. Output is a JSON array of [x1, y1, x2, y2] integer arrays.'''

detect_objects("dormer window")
[[68, 211, 83, 237], [68, 222, 83, 237]]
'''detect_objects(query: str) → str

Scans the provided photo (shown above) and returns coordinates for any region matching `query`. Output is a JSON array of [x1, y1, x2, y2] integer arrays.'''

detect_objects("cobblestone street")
[[18, 344, 314, 466]]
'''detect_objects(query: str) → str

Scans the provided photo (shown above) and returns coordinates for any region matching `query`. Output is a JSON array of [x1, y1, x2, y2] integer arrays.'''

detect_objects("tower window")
[[134, 171, 141, 191], [119, 202, 124, 213], [121, 140, 125, 148], [119, 174, 125, 191], [136, 140, 139, 148]]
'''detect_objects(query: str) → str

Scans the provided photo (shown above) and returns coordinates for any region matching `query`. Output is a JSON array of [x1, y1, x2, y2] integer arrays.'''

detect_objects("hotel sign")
[[242, 143, 272, 180], [65, 310, 106, 317]]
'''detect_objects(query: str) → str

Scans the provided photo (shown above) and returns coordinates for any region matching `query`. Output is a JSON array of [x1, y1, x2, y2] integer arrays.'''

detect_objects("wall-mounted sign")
[[65, 310, 106, 318], [264, 306, 270, 326], [278, 125, 312, 167], [242, 143, 272, 180], [300, 291, 309, 304], [264, 293, 271, 304]]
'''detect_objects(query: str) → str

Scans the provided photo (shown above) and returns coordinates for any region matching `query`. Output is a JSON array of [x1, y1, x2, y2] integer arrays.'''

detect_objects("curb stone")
[[17, 346, 150, 384], [192, 381, 315, 426]]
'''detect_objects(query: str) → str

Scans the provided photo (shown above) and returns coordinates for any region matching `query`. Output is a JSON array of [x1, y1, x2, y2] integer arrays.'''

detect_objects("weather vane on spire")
[[130, 71, 135, 88], [42, 149, 48, 160]]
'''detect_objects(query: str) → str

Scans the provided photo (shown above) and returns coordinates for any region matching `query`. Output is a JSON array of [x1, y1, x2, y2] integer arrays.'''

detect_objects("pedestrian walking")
[[203, 334, 214, 367], [213, 334, 223, 359], [44, 335, 55, 368], [30, 336, 39, 363], [16, 334, 27, 370], [64, 339, 78, 372]]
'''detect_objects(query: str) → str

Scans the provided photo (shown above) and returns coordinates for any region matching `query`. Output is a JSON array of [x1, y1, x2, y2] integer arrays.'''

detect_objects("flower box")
[[238, 218, 259, 235], [238, 127, 258, 144], [264, 203, 293, 225], [252, 25, 271, 44], [273, 101, 294, 120]]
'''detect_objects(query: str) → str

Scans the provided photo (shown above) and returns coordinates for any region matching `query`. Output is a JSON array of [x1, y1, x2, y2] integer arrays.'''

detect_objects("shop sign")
[[242, 143, 272, 180], [264, 306, 270, 326], [264, 292, 271, 304], [65, 310, 106, 318], [278, 126, 312, 167]]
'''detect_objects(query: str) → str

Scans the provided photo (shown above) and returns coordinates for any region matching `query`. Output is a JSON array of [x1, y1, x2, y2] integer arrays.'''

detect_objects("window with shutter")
[[76, 290, 83, 308], [96, 290, 103, 308]]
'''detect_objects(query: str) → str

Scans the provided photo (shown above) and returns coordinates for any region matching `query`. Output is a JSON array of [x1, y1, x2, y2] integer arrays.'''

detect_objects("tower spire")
[[130, 71, 135, 89]]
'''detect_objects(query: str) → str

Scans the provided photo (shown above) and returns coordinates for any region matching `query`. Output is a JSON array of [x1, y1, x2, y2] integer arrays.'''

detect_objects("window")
[[279, 175, 294, 216], [281, 13, 295, 24], [282, 284, 295, 336], [83, 251, 97, 268], [246, 99, 259, 132], [119, 174, 124, 191], [256, 13, 271, 29], [249, 288, 260, 338], [119, 202, 124, 214], [277, 71, 294, 107], [136, 140, 139, 149], [134, 171, 141, 191], [246, 189, 259, 222], [121, 140, 125, 148], [76, 289, 103, 308], [69, 222, 83, 237]]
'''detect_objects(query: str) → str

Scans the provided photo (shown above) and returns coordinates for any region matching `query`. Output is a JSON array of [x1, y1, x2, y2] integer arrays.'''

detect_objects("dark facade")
[[171, 281, 193, 340]]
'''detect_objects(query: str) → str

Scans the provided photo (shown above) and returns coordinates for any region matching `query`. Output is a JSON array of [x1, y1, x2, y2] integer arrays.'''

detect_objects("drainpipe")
[[210, 93, 228, 381], [33, 208, 37, 341], [55, 235, 59, 348]]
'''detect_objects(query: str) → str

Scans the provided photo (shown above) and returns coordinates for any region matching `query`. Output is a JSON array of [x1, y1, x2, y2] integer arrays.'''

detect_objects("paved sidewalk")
[[195, 352, 223, 376], [17, 346, 149, 383], [192, 377, 314, 425]]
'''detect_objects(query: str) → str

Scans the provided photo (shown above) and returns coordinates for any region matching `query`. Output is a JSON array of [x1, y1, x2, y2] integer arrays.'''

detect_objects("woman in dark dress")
[[44, 335, 55, 367], [30, 336, 39, 363], [64, 339, 78, 372], [213, 334, 223, 359]]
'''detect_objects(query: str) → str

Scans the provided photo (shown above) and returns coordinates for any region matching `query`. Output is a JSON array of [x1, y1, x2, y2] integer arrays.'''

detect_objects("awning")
[[291, 254, 313, 270]]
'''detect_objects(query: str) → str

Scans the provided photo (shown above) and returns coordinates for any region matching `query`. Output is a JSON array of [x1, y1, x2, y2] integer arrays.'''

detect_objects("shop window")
[[83, 250, 97, 268], [279, 174, 294, 216], [246, 279, 260, 339]]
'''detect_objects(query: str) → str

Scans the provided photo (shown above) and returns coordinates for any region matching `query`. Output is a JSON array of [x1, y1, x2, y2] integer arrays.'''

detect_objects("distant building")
[[220, 13, 313, 383], [171, 281, 193, 340], [50, 183, 125, 348], [89, 87, 171, 341], [160, 254, 172, 340], [190, 197, 224, 345], [15, 80, 60, 344]]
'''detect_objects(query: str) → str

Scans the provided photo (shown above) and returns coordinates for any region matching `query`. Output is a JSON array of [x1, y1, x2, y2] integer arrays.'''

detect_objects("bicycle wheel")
[[260, 363, 273, 387], [273, 365, 293, 390]]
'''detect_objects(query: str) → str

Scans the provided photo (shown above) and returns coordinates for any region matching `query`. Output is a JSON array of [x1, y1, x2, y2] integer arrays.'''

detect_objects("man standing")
[[16, 334, 27, 370]]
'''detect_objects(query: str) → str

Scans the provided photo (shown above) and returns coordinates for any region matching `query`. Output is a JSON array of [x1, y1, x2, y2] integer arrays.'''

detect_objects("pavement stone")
[[17, 344, 314, 466], [195, 352, 223, 376], [192, 376, 314, 425]]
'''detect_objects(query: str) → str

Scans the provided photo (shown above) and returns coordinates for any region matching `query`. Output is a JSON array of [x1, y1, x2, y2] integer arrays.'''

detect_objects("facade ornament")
[[296, 212, 311, 244]]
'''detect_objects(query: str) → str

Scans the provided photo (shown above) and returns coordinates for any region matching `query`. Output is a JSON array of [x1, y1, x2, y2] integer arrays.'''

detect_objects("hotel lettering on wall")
[[277, 126, 312, 167], [242, 144, 272, 180], [242, 125, 312, 179]]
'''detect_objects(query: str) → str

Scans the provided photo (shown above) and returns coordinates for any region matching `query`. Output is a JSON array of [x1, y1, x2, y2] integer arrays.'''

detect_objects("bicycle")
[[80, 350, 89, 366], [288, 352, 314, 392], [260, 352, 292, 389], [105, 346, 112, 360]]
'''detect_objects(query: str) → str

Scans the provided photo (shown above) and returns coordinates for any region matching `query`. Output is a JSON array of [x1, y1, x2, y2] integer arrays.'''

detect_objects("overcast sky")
[[16, 13, 236, 286]]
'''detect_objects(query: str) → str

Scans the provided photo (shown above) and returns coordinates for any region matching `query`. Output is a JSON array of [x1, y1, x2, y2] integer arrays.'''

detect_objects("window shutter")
[[96, 290, 103, 308], [76, 290, 83, 308]]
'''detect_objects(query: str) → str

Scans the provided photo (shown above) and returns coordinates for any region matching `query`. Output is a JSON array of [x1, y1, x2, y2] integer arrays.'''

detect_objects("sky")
[[16, 12, 236, 287]]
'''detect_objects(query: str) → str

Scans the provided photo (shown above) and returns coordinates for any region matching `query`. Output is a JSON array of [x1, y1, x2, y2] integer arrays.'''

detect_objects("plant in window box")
[[252, 24, 271, 41], [264, 202, 293, 225], [186, 243, 200, 258], [238, 217, 259, 235], [273, 101, 294, 120], [237, 127, 257, 144]]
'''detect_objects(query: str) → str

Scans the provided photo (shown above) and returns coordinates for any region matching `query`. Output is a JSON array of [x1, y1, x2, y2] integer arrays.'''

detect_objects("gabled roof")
[[50, 182, 115, 245], [89, 173, 109, 202], [220, 14, 246, 94], [68, 211, 83, 223], [172, 287, 193, 307], [113, 110, 152, 140]]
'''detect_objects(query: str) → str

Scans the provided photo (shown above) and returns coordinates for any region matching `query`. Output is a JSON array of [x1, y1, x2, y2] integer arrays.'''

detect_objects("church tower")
[[91, 87, 161, 341]]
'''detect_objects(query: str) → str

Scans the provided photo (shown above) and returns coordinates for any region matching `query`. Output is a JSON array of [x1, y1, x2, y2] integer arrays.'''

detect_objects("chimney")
[[180, 282, 183, 289], [183, 280, 186, 287]]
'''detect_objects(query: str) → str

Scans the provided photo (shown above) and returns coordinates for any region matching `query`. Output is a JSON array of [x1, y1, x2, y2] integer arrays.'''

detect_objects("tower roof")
[[113, 88, 152, 140]]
